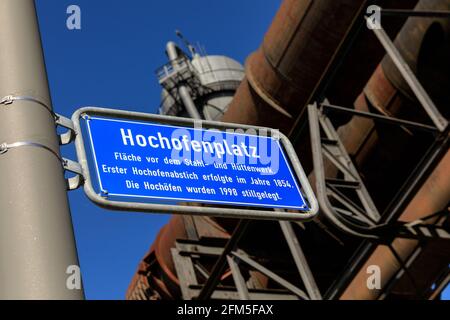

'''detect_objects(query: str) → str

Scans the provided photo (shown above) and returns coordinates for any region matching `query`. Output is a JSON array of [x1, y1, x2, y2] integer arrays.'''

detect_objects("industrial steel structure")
[[127, 0, 450, 300]]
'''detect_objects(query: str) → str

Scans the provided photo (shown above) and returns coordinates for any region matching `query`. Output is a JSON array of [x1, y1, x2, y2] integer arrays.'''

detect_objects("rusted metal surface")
[[387, 235, 450, 299], [382, 0, 450, 107], [126, 217, 187, 300], [127, 0, 449, 300], [341, 151, 450, 300], [312, 65, 398, 183], [126, 215, 230, 299], [127, 0, 368, 300], [221, 0, 368, 132], [338, 0, 450, 299]]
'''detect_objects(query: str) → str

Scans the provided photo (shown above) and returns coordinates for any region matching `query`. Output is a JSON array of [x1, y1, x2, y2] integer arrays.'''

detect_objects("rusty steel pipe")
[[126, 215, 230, 299], [337, 0, 450, 299], [293, 0, 450, 299], [128, 0, 449, 300], [340, 150, 450, 299], [127, 0, 369, 300], [221, 0, 368, 132]]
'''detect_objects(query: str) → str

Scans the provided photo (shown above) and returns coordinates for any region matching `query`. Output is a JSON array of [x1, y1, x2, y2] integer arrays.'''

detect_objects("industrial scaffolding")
[[127, 3, 450, 301], [166, 10, 450, 300]]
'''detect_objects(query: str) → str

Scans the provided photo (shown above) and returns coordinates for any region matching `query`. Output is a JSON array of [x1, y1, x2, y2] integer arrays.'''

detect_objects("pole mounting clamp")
[[62, 158, 84, 191], [0, 94, 54, 116], [0, 95, 15, 105], [0, 141, 62, 161], [0, 141, 84, 191], [0, 142, 9, 155], [55, 113, 76, 145], [0, 95, 77, 145]]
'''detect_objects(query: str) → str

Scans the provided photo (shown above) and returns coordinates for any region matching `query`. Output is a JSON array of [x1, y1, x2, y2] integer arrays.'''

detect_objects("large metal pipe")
[[221, 0, 368, 132], [179, 86, 202, 120], [126, 215, 230, 299], [0, 0, 83, 299], [166, 42, 202, 120], [128, 0, 449, 300], [339, 0, 450, 299], [341, 151, 450, 299], [220, 0, 449, 299], [127, 0, 371, 299]]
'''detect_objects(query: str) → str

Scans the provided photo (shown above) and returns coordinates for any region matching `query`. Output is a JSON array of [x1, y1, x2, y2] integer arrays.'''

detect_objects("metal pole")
[[166, 41, 202, 120], [226, 255, 250, 300], [179, 85, 202, 120], [279, 221, 322, 300], [0, 0, 83, 299]]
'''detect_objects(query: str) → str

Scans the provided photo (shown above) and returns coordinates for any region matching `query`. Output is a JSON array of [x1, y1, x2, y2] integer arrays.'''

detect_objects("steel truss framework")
[[168, 8, 450, 300], [156, 51, 213, 116]]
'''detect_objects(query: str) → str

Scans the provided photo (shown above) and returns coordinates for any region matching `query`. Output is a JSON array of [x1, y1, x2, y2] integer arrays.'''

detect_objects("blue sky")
[[35, 0, 448, 301], [35, 0, 281, 300]]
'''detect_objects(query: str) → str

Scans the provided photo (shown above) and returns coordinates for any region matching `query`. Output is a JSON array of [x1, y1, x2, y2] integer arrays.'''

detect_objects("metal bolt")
[[0, 143, 8, 154], [0, 95, 14, 105]]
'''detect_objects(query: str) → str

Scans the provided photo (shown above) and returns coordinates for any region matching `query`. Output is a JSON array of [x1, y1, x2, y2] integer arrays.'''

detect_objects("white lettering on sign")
[[120, 128, 261, 159]]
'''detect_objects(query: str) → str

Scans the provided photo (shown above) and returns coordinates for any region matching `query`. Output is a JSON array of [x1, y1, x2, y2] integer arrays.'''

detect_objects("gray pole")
[[179, 86, 202, 120], [166, 41, 202, 119], [0, 0, 83, 299]]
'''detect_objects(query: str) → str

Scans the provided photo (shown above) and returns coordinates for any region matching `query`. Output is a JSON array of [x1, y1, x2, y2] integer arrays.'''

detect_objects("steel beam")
[[196, 220, 250, 300], [370, 20, 448, 132], [279, 221, 322, 300]]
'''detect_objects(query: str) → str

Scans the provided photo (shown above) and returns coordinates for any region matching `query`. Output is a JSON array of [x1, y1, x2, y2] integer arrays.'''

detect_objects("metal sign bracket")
[[55, 113, 76, 145], [62, 157, 84, 191]]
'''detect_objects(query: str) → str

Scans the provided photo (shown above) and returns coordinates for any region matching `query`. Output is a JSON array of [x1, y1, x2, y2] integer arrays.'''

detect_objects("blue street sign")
[[85, 116, 309, 211]]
